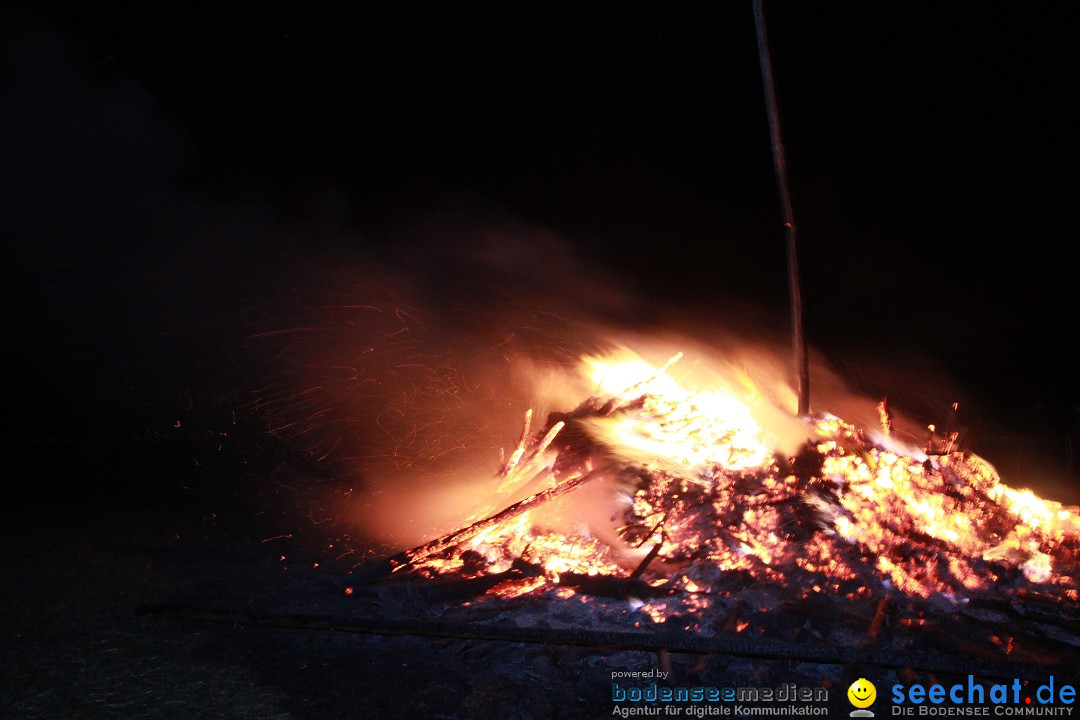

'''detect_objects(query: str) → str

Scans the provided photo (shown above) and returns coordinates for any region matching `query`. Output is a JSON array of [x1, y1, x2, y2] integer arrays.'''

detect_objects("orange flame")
[[407, 350, 1080, 616]]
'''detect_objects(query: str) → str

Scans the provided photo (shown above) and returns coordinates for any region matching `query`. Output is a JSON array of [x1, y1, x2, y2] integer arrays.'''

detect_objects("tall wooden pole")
[[752, 0, 810, 416]]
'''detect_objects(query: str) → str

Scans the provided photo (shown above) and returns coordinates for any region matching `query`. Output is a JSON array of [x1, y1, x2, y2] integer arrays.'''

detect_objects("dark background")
[[2, 2, 1078, 497], [1, 6, 1078, 718]]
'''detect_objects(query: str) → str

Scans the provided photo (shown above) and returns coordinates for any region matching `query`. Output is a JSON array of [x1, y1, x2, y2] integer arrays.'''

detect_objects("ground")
[[0, 486, 617, 719], [1, 444, 1053, 720]]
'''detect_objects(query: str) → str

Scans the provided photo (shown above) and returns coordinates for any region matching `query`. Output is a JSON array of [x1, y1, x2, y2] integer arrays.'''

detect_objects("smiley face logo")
[[847, 678, 877, 709]]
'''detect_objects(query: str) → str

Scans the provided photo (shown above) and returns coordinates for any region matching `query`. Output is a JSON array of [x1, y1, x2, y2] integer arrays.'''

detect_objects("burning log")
[[629, 539, 666, 582], [398, 557, 667, 603], [354, 465, 608, 583], [411, 561, 539, 602]]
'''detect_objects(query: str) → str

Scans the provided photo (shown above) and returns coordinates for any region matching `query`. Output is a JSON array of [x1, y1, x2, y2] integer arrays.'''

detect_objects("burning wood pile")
[[357, 350, 1080, 667]]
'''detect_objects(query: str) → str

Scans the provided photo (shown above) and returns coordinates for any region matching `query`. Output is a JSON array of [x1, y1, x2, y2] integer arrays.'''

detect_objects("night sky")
[[3, 3, 1079, 494]]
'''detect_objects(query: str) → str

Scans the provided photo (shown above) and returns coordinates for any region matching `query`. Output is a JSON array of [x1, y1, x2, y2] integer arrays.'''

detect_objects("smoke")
[[0, 11, 276, 450], [5, 12, 1072, 546], [253, 225, 976, 553]]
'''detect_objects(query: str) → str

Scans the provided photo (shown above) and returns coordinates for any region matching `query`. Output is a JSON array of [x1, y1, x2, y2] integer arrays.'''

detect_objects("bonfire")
[[359, 348, 1079, 656]]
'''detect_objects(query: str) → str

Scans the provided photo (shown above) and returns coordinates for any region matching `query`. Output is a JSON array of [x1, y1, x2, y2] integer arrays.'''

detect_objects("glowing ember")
[[406, 350, 1080, 620]]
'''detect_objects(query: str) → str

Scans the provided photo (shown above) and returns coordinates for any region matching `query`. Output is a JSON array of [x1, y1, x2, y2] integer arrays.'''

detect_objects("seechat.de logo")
[[889, 677, 1075, 708]]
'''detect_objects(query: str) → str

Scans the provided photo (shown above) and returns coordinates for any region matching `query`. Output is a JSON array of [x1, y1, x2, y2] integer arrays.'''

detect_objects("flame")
[[406, 349, 1080, 617], [582, 352, 773, 474]]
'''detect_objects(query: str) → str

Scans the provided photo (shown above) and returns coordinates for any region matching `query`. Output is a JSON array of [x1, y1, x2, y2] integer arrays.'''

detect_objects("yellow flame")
[[582, 352, 772, 475], [410, 350, 1080, 612]]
